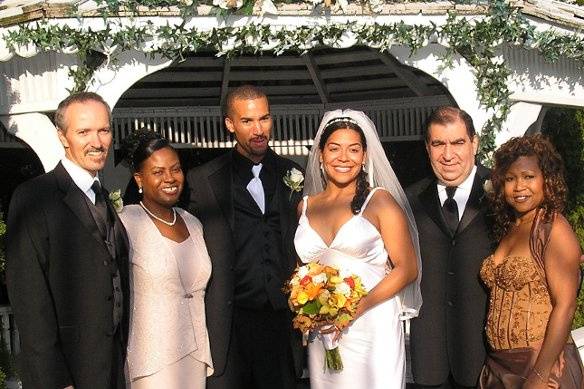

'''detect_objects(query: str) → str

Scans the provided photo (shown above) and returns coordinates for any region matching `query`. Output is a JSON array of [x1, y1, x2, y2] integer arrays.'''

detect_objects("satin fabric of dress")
[[294, 189, 405, 389], [479, 343, 583, 388]]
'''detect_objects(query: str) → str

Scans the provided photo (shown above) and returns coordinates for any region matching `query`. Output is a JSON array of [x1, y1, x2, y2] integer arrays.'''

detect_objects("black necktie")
[[443, 186, 459, 233], [91, 180, 109, 236]]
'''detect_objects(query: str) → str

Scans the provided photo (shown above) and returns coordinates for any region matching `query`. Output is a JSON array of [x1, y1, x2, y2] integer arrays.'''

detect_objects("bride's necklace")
[[140, 201, 177, 226]]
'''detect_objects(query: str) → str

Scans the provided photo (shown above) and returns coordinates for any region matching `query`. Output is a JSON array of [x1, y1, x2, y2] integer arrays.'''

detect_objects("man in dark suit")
[[187, 85, 303, 389], [407, 107, 494, 388], [6, 92, 129, 389]]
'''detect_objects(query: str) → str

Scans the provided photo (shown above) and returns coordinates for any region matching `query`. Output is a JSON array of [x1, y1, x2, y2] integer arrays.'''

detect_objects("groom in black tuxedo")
[[6, 92, 129, 389], [407, 107, 494, 388], [187, 85, 303, 389]]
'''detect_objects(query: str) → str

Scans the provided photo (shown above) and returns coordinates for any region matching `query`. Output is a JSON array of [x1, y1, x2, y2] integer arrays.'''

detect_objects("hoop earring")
[[320, 162, 327, 179], [362, 163, 367, 174]]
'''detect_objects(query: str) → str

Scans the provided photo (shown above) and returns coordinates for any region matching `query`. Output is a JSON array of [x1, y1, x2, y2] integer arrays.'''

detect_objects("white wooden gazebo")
[[1, 0, 584, 191]]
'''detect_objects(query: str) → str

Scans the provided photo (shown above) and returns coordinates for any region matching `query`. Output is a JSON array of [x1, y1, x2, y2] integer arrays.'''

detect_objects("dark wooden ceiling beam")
[[219, 58, 231, 109], [374, 49, 433, 97], [313, 50, 378, 65], [303, 53, 329, 104], [320, 64, 401, 79]]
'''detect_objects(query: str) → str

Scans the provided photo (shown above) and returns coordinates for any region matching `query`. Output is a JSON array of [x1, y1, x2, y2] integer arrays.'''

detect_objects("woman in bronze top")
[[479, 135, 583, 388]]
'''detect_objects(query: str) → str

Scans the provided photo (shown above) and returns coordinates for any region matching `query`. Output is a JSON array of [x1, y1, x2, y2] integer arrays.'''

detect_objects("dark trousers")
[[410, 375, 476, 389], [111, 332, 126, 389], [207, 306, 296, 389]]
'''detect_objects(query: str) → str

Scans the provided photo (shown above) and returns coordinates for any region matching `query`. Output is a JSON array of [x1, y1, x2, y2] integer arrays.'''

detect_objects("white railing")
[[0, 306, 19, 355], [112, 95, 452, 156]]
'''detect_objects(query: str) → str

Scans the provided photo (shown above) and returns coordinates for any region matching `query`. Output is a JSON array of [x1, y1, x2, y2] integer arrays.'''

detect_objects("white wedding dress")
[[294, 188, 405, 389]]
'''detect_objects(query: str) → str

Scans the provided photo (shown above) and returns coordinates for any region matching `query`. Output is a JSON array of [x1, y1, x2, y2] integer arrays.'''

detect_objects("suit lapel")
[[55, 163, 112, 257], [209, 154, 235, 231], [274, 156, 292, 242], [458, 167, 488, 233], [418, 179, 453, 238], [102, 187, 129, 260]]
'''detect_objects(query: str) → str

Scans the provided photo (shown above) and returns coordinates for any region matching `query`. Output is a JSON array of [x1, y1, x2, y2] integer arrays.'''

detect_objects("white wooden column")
[[390, 43, 491, 133], [0, 51, 77, 172], [0, 113, 63, 172], [496, 102, 542, 147], [89, 50, 172, 190], [90, 50, 172, 112]]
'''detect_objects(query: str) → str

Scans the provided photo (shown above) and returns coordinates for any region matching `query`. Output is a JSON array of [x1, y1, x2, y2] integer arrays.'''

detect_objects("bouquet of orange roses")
[[284, 262, 368, 371]]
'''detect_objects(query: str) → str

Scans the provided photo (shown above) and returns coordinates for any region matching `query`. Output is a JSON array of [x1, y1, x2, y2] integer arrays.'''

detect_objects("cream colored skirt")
[[128, 354, 206, 389]]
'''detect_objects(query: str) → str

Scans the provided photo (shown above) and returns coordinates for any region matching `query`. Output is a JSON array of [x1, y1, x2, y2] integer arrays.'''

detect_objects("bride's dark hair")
[[318, 118, 370, 214]]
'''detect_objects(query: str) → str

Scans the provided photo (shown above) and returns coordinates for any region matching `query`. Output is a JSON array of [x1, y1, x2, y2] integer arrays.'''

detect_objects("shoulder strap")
[[302, 195, 309, 216], [529, 208, 555, 287], [359, 187, 383, 215]]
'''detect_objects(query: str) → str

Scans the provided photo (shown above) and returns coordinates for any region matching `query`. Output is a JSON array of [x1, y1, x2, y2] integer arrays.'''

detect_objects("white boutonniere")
[[283, 168, 304, 199], [482, 179, 494, 195], [108, 189, 124, 213]]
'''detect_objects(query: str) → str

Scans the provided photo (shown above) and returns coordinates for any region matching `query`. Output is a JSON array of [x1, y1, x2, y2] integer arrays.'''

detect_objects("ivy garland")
[[4, 0, 584, 161]]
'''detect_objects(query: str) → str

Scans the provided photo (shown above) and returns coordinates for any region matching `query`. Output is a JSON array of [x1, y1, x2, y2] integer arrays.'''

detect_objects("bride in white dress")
[[294, 110, 422, 389]]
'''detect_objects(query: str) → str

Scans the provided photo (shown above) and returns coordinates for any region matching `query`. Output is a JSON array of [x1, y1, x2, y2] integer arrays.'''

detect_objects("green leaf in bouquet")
[[302, 300, 321, 315]]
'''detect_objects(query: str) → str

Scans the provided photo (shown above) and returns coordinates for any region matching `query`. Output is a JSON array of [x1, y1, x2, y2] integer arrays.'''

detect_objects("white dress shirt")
[[437, 165, 477, 221], [61, 157, 101, 205]]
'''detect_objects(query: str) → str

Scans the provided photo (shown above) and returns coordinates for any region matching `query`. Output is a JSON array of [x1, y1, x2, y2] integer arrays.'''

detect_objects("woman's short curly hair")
[[489, 134, 567, 239]]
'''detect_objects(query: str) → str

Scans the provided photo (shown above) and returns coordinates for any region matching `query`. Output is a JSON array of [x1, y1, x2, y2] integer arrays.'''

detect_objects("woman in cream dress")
[[119, 132, 213, 388]]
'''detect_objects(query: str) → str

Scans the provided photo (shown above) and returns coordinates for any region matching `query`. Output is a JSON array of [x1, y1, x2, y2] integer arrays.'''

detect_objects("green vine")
[[438, 2, 535, 160], [4, 0, 584, 162]]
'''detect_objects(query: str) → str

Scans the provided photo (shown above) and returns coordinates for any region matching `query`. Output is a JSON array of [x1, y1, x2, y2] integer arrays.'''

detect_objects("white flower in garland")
[[259, 0, 278, 15], [213, 0, 243, 10], [368, 0, 384, 13]]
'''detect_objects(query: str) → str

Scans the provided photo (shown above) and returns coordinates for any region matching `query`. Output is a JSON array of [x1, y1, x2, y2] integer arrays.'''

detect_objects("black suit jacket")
[[6, 162, 129, 389], [407, 165, 494, 387], [186, 149, 303, 378]]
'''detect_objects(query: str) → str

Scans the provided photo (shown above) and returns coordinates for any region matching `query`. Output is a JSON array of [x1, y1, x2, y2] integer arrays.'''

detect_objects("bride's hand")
[[354, 298, 368, 321]]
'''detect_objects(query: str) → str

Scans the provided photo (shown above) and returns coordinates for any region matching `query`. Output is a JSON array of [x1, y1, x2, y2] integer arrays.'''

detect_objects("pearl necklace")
[[140, 201, 177, 226]]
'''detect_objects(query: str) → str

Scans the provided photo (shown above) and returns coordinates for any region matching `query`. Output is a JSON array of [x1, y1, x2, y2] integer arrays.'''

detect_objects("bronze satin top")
[[480, 255, 552, 350]]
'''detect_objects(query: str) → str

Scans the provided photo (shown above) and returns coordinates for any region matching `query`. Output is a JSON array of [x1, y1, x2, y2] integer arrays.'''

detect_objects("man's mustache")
[[86, 147, 106, 153]]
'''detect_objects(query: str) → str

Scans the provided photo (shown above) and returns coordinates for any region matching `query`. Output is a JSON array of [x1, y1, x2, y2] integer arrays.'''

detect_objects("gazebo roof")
[[1, 0, 583, 29], [113, 48, 449, 107], [2, 1, 582, 107]]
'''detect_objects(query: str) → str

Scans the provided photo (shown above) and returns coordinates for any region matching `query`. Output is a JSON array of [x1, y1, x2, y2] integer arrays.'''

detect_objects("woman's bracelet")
[[530, 367, 547, 383]]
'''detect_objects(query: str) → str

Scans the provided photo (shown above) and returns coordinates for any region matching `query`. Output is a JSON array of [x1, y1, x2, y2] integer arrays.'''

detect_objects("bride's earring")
[[362, 163, 367, 174], [138, 186, 143, 194], [320, 161, 326, 178]]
